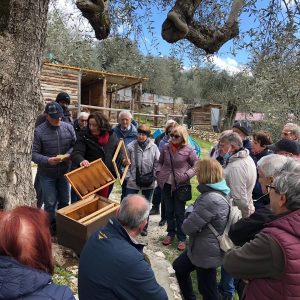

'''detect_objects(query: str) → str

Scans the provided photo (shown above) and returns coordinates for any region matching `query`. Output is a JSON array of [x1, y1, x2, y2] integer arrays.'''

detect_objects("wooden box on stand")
[[56, 158, 119, 255]]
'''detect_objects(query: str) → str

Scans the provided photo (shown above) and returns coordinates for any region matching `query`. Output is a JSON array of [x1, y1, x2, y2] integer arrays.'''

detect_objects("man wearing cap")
[[274, 139, 300, 158], [232, 120, 253, 154], [56, 91, 73, 124], [32, 102, 76, 234], [35, 92, 72, 127]]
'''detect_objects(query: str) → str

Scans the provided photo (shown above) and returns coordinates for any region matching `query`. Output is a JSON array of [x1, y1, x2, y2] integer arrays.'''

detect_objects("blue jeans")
[[125, 188, 153, 230], [173, 251, 218, 300], [163, 183, 186, 241], [39, 175, 71, 224], [218, 266, 235, 297]]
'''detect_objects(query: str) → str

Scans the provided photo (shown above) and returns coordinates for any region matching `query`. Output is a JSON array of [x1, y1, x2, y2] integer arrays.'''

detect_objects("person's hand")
[[48, 157, 62, 166], [122, 158, 131, 166], [80, 160, 90, 167], [58, 153, 70, 161]]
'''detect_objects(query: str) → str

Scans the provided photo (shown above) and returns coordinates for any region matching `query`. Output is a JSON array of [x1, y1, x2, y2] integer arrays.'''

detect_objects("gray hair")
[[219, 130, 233, 140], [257, 154, 290, 177], [284, 123, 300, 139], [273, 165, 300, 211], [219, 132, 243, 149], [119, 110, 132, 120], [78, 112, 89, 119], [117, 194, 150, 229]]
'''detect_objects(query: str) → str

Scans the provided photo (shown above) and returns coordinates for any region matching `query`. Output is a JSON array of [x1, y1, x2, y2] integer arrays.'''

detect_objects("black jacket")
[[71, 128, 119, 176], [229, 207, 278, 246]]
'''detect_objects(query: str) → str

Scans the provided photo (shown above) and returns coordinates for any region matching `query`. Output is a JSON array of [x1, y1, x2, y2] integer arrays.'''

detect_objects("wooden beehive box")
[[56, 159, 119, 255]]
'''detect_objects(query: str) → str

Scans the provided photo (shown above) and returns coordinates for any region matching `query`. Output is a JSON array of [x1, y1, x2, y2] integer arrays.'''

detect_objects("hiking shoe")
[[162, 236, 174, 246], [149, 208, 160, 215], [141, 230, 148, 236], [177, 241, 186, 251], [158, 219, 167, 226]]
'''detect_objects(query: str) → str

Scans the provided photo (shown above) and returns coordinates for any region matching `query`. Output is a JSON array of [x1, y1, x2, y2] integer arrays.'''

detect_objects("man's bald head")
[[117, 194, 150, 230]]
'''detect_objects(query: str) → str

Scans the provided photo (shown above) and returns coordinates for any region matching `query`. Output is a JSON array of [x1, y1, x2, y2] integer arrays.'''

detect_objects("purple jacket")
[[156, 143, 198, 191], [244, 209, 300, 300]]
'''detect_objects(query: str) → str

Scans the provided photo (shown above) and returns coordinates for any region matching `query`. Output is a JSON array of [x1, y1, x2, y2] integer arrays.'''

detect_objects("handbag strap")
[[169, 151, 178, 189], [207, 192, 230, 237], [134, 141, 154, 175]]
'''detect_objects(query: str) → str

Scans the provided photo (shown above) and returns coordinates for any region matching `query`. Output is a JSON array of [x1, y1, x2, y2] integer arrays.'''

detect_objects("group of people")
[[1, 94, 300, 300]]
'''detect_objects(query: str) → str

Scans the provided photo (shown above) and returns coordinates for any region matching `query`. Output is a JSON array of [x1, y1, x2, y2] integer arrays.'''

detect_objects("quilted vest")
[[244, 209, 300, 300]]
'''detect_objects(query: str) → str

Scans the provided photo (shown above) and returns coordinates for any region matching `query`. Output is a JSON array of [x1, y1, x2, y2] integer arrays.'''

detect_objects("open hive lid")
[[65, 158, 116, 200], [65, 139, 129, 199]]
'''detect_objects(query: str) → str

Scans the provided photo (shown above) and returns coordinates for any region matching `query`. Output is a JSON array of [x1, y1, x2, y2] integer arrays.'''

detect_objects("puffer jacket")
[[0, 256, 75, 300], [182, 183, 230, 268], [156, 143, 198, 191], [126, 139, 160, 190], [32, 121, 76, 178], [71, 128, 119, 177], [224, 148, 257, 217], [244, 209, 300, 300]]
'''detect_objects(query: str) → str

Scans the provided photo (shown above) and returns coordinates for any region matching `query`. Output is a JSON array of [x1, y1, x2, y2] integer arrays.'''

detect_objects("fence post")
[[154, 102, 159, 127]]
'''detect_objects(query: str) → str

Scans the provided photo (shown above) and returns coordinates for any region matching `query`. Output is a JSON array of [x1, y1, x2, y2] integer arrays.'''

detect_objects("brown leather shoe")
[[162, 236, 174, 246], [177, 241, 186, 251]]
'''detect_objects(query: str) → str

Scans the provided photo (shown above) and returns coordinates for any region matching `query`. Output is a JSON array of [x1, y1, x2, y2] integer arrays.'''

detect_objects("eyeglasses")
[[170, 134, 181, 139], [281, 131, 292, 136], [266, 184, 278, 193]]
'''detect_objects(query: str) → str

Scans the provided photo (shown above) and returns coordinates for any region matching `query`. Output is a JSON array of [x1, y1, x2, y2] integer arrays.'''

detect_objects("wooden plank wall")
[[192, 107, 211, 126], [41, 65, 79, 106]]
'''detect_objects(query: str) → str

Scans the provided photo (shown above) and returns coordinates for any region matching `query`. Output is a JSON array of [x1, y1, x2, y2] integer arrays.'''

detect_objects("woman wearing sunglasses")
[[224, 160, 300, 300], [156, 125, 198, 251]]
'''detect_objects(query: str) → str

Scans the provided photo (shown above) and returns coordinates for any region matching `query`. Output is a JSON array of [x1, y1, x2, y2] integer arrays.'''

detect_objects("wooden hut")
[[187, 103, 223, 131], [40, 63, 147, 116]]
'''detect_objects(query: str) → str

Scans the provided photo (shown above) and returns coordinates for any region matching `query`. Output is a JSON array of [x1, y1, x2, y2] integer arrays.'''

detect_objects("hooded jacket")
[[224, 148, 257, 217], [182, 182, 230, 268], [0, 256, 74, 300], [126, 139, 160, 190]]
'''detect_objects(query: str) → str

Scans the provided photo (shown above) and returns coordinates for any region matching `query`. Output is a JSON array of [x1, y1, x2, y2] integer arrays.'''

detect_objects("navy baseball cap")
[[45, 102, 64, 119]]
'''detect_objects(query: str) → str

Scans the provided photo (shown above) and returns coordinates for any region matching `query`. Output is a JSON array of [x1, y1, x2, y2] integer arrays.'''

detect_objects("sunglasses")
[[170, 134, 181, 139]]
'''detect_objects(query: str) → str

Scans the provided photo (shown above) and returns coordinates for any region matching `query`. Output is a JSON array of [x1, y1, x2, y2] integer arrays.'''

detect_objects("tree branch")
[[162, 0, 244, 54], [76, 0, 110, 40]]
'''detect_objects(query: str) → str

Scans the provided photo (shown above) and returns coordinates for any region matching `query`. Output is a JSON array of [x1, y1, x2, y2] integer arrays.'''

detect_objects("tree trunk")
[[222, 101, 238, 130], [0, 0, 49, 209]]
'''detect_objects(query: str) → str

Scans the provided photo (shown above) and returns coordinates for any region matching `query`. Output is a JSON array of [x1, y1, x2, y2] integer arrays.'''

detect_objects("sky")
[[51, 0, 268, 75]]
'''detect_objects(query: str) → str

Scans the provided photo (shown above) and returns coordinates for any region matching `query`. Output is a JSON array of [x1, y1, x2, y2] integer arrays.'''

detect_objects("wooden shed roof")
[[44, 63, 148, 90], [188, 103, 223, 110]]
